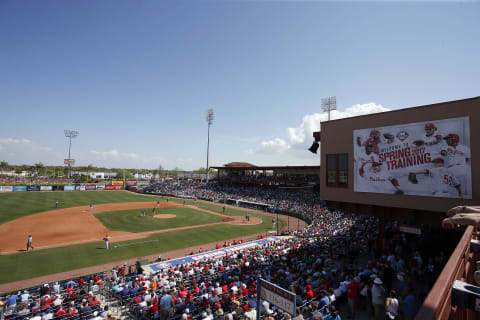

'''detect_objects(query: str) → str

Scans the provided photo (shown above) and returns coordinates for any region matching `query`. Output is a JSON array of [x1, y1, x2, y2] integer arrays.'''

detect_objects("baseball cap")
[[444, 133, 459, 142], [432, 157, 444, 163], [425, 123, 435, 130]]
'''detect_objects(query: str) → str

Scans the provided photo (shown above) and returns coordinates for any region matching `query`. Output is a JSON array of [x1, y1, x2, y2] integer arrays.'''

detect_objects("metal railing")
[[415, 225, 479, 320]]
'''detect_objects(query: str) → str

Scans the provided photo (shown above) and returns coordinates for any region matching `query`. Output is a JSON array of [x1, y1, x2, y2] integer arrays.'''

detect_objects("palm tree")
[[0, 161, 9, 173]]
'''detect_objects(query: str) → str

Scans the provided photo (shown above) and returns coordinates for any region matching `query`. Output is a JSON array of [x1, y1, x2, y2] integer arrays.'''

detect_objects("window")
[[326, 154, 348, 187]]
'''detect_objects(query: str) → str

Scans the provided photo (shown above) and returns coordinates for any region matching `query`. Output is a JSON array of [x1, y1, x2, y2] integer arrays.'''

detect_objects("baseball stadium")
[[0, 97, 479, 320]]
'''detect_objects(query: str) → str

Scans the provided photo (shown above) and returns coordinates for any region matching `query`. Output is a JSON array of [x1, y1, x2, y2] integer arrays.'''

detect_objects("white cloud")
[[90, 150, 138, 159], [257, 138, 290, 154], [259, 102, 391, 156], [0, 137, 57, 164], [0, 138, 32, 144]]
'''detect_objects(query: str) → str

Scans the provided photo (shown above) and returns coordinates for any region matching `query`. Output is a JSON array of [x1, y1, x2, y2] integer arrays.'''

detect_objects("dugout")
[[317, 96, 480, 226]]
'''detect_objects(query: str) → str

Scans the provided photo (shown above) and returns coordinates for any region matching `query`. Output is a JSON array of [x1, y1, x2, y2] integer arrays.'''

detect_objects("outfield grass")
[[0, 191, 162, 224], [0, 191, 287, 286], [94, 207, 222, 233], [0, 206, 284, 284]]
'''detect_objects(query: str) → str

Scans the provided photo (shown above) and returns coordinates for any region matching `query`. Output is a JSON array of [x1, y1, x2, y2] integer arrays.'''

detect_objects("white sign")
[[40, 186, 53, 191], [353, 117, 472, 199], [64, 159, 75, 165], [0, 186, 13, 192], [259, 279, 296, 316]]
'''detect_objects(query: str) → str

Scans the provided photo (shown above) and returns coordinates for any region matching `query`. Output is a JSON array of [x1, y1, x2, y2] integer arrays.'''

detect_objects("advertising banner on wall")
[[353, 116, 471, 199], [64, 185, 75, 191], [40, 186, 53, 191], [85, 185, 96, 191], [111, 181, 124, 186], [96, 184, 105, 190], [125, 181, 137, 186], [27, 186, 41, 191], [0, 186, 13, 192], [13, 186, 27, 192], [105, 185, 123, 190]]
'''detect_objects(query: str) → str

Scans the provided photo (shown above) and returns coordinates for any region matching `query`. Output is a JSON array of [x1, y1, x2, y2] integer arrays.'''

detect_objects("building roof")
[[223, 162, 257, 168]]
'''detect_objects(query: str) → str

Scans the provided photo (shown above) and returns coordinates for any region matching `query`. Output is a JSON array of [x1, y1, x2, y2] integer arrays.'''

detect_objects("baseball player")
[[157, 201, 160, 208], [354, 140, 380, 180], [411, 157, 462, 198], [183, 199, 186, 206], [222, 205, 226, 214], [55, 200, 59, 208], [142, 208, 146, 217], [440, 134, 470, 167], [89, 203, 93, 211], [359, 161, 404, 194], [152, 207, 156, 216], [26, 235, 34, 252], [103, 234, 110, 249], [423, 123, 442, 146]]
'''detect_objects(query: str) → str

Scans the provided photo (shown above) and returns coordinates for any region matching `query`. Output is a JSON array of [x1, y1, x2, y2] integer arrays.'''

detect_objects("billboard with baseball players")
[[353, 116, 472, 199]]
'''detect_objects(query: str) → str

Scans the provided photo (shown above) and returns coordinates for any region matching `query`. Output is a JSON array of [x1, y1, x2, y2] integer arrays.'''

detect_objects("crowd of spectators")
[[0, 274, 112, 320], [105, 207, 444, 320], [143, 181, 322, 218]]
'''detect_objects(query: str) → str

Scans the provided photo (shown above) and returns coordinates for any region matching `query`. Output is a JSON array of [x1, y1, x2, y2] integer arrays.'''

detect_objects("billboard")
[[125, 181, 137, 186], [85, 185, 96, 191], [27, 186, 41, 191], [0, 186, 13, 192], [111, 181, 124, 186], [353, 117, 471, 199], [13, 186, 27, 192], [40, 186, 53, 191], [64, 185, 75, 191], [96, 184, 105, 190], [105, 185, 123, 190], [64, 159, 75, 165]]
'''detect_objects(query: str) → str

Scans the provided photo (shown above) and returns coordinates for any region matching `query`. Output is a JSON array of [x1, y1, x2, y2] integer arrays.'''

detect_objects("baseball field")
[[0, 191, 288, 286]]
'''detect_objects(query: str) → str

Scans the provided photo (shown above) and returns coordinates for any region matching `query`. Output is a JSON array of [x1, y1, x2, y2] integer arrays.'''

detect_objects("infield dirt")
[[0, 202, 260, 254]]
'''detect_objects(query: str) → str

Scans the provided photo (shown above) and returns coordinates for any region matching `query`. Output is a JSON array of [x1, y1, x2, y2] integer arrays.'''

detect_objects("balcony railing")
[[415, 225, 479, 320]]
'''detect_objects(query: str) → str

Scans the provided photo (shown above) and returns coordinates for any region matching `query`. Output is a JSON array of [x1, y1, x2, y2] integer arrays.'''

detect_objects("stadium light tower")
[[206, 109, 214, 183], [321, 96, 337, 121], [64, 130, 78, 178]]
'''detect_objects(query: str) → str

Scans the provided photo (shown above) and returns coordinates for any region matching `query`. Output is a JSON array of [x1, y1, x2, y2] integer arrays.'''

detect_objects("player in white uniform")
[[440, 134, 470, 167], [359, 161, 403, 194], [423, 123, 442, 147], [354, 141, 380, 184], [413, 157, 462, 198]]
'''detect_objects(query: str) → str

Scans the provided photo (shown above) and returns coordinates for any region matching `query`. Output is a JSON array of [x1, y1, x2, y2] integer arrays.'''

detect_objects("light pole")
[[64, 130, 78, 178], [206, 109, 214, 183], [321, 96, 337, 121]]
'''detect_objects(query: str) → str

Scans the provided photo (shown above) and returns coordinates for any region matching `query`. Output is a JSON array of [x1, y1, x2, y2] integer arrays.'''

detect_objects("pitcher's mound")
[[153, 214, 176, 219]]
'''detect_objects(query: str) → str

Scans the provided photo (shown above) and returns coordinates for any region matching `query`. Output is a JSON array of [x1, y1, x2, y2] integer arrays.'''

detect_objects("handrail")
[[415, 225, 475, 320]]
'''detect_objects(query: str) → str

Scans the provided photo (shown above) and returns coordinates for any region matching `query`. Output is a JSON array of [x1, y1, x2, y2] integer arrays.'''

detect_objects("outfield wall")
[[0, 183, 136, 192]]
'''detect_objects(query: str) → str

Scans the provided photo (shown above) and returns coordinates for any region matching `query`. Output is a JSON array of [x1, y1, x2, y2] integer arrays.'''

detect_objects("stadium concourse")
[[0, 193, 453, 320]]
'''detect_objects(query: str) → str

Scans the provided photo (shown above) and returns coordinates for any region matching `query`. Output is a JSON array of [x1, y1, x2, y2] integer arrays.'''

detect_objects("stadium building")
[[318, 96, 479, 225], [316, 96, 480, 319]]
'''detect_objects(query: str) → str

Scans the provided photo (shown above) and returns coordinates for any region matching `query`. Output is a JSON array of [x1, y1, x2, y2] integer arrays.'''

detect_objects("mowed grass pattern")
[[0, 191, 162, 224], [94, 207, 222, 233]]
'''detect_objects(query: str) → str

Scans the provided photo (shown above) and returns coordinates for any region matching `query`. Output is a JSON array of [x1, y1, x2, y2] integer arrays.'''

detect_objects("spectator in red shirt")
[[89, 296, 100, 306], [55, 305, 67, 317], [347, 277, 358, 320]]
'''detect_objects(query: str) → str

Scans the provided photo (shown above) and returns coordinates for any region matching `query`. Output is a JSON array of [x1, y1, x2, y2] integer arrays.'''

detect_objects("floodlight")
[[321, 96, 337, 121]]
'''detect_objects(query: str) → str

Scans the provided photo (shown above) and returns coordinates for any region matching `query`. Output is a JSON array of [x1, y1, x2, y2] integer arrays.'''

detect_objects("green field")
[[94, 207, 222, 233], [0, 191, 286, 286], [0, 191, 162, 224]]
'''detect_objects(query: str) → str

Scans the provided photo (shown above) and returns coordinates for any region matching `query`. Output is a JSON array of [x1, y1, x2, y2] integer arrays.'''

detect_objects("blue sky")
[[0, 0, 478, 170]]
